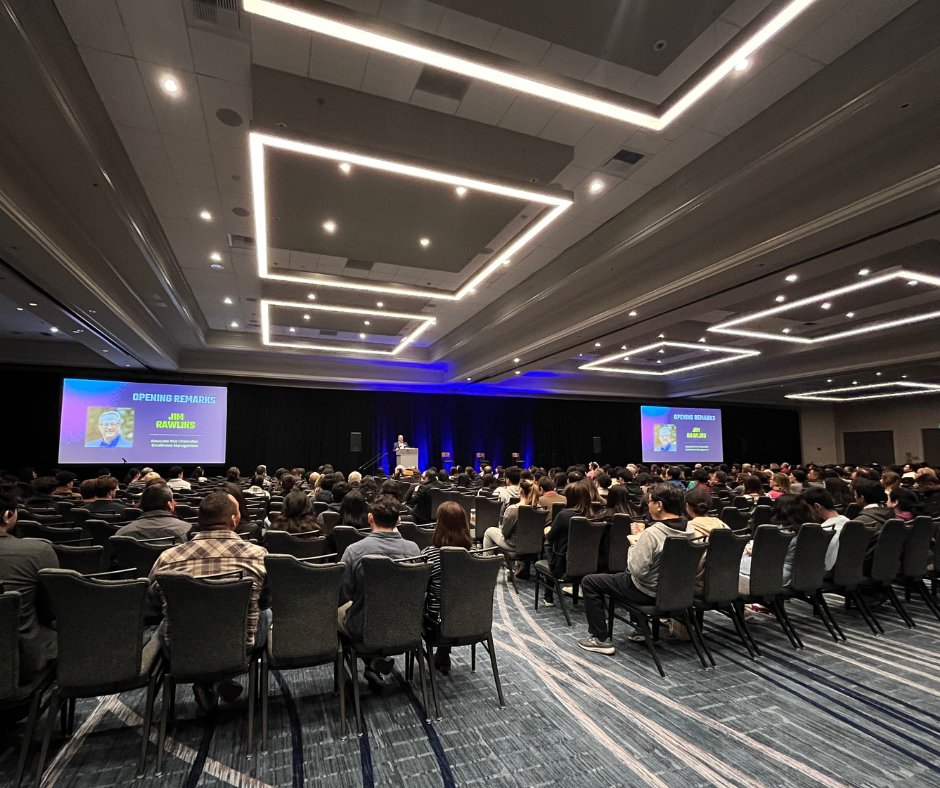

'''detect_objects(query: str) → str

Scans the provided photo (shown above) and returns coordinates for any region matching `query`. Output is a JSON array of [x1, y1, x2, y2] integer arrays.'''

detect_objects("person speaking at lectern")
[[393, 434, 409, 452]]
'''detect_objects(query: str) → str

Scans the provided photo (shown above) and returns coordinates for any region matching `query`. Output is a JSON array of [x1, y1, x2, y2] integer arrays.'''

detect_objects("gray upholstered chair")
[[900, 516, 940, 622], [49, 541, 104, 574], [534, 516, 605, 626], [36, 569, 162, 779], [861, 519, 913, 629], [821, 520, 878, 634], [740, 525, 798, 649], [263, 530, 327, 560], [398, 522, 434, 550], [607, 514, 631, 573], [473, 497, 501, 543], [319, 510, 341, 535], [782, 523, 841, 646], [331, 526, 364, 560], [15, 522, 81, 543], [110, 535, 175, 578], [262, 555, 345, 740]]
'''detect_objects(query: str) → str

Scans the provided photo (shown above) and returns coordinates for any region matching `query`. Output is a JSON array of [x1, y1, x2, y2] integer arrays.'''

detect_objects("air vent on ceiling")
[[414, 67, 471, 102], [319, 329, 338, 337], [345, 259, 374, 272], [602, 148, 645, 176], [227, 233, 255, 249], [189, 0, 241, 31]]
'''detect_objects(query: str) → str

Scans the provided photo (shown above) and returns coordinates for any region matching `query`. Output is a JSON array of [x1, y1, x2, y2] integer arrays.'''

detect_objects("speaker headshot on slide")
[[653, 423, 677, 452], [85, 408, 133, 448], [393, 434, 409, 452]]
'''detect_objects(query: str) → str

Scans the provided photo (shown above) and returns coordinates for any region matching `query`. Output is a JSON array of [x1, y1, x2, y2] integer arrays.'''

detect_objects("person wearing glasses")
[[577, 483, 692, 655], [85, 410, 132, 448]]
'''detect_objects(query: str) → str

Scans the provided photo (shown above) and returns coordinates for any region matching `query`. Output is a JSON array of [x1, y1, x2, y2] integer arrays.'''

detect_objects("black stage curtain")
[[1, 368, 801, 475]]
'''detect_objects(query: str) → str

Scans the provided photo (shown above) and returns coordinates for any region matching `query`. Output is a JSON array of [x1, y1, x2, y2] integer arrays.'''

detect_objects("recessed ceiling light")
[[629, 310, 637, 317], [199, 210, 212, 221], [775, 295, 786, 303], [513, 357, 520, 363], [231, 321, 239, 328], [851, 380, 858, 385], [907, 279, 918, 286], [161, 76, 179, 94], [376, 301, 384, 308], [734, 58, 750, 71], [901, 374, 908, 379], [223, 297, 233, 305], [698, 337, 706, 343], [303, 314, 310, 320], [858, 268, 870, 276], [364, 320, 370, 326], [656, 359, 662, 364], [782, 328, 791, 334], [826, 378, 833, 383], [322, 220, 337, 234], [289, 327, 296, 333], [124, 364, 131, 367], [88, 309, 96, 314], [621, 345, 627, 350], [210, 263, 224, 270], [578, 353, 583, 357], [72, 329, 82, 334], [820, 301, 832, 309], [876, 371, 882, 376], [359, 332, 366, 339], [339, 162, 352, 174], [785, 274, 798, 283], [419, 237, 430, 248], [657, 333, 665, 339], [657, 348, 665, 354], [588, 178, 605, 194], [594, 342, 601, 348], [15, 307, 23, 311], [845, 311, 855, 318], [455, 186, 467, 197], [514, 370, 521, 375], [466, 377, 471, 381], [502, 258, 511, 266], [49, 327, 59, 333], [28, 302, 37, 307], [307, 293, 316, 300], [101, 349, 108, 352], [210, 252, 222, 262]]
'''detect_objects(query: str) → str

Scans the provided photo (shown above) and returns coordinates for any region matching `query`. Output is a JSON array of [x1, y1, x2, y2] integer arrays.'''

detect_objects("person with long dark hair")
[[542, 479, 594, 601], [269, 490, 319, 534]]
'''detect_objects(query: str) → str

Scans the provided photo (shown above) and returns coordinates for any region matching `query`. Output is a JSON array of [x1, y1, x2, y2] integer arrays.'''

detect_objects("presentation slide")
[[58, 378, 227, 464], [640, 405, 723, 463]]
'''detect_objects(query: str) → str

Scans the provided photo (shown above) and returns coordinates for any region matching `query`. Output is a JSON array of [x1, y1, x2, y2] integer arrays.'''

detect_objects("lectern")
[[396, 447, 419, 469]]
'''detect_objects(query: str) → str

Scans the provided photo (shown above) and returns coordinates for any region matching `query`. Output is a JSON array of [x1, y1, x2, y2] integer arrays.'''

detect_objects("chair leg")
[[768, 600, 800, 649], [637, 616, 665, 677], [555, 578, 572, 627], [572, 580, 581, 606], [261, 653, 269, 746], [779, 600, 804, 649], [915, 580, 940, 622], [886, 586, 915, 628], [138, 665, 161, 775], [816, 593, 846, 641], [425, 640, 441, 720], [686, 610, 715, 668], [533, 570, 540, 611], [157, 678, 174, 774], [854, 591, 884, 634], [484, 635, 505, 708], [727, 604, 757, 659], [809, 593, 840, 642], [414, 647, 431, 723], [734, 600, 763, 657], [247, 658, 257, 755], [66, 698, 76, 737], [336, 651, 346, 740], [14, 682, 45, 787], [471, 642, 476, 672], [35, 687, 61, 788], [347, 649, 363, 736]]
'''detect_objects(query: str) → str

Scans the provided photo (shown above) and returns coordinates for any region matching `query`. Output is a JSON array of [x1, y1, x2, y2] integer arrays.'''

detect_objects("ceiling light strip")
[[580, 340, 759, 376], [243, 0, 820, 130], [264, 271, 457, 301], [786, 381, 940, 401]]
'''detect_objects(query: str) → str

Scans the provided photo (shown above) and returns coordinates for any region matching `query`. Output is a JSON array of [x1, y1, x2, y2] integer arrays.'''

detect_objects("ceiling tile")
[[78, 47, 157, 131], [139, 62, 207, 141], [538, 108, 595, 146], [360, 52, 423, 101], [571, 120, 632, 168], [250, 15, 311, 77], [627, 125, 724, 187], [498, 96, 556, 136], [435, 8, 500, 50], [583, 60, 645, 94], [719, 0, 775, 28], [378, 0, 444, 34], [454, 81, 516, 125], [197, 75, 251, 149], [189, 27, 251, 86], [489, 26, 551, 67], [162, 135, 218, 189], [115, 0, 193, 70], [115, 125, 174, 183], [538, 44, 598, 81], [55, 0, 132, 56], [410, 91, 460, 115], [209, 144, 250, 194], [307, 37, 369, 89], [141, 178, 184, 218]]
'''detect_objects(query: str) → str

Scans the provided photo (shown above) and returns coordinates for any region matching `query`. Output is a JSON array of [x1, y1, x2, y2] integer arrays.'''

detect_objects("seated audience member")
[[542, 479, 595, 598], [26, 476, 58, 509], [537, 476, 566, 526], [278, 474, 298, 497], [328, 481, 351, 511], [685, 486, 728, 595], [190, 466, 208, 483], [852, 478, 894, 562], [483, 479, 540, 558], [336, 489, 369, 529], [420, 501, 473, 675], [887, 487, 920, 522], [337, 494, 420, 688], [596, 484, 633, 521], [357, 476, 379, 502], [124, 467, 144, 489], [148, 490, 269, 710], [379, 478, 404, 503], [51, 470, 81, 500], [773, 494, 816, 587], [789, 469, 807, 494], [166, 465, 191, 492], [347, 471, 362, 486], [476, 474, 500, 497], [314, 473, 335, 505], [306, 471, 320, 493], [245, 475, 270, 499], [270, 490, 319, 533], [880, 470, 901, 495], [114, 483, 192, 543], [801, 487, 848, 572], [78, 477, 97, 506], [577, 484, 692, 654], [496, 466, 523, 505], [223, 482, 260, 541], [594, 473, 612, 501], [768, 473, 791, 500], [87, 475, 129, 516], [740, 475, 764, 501], [141, 471, 164, 488], [686, 470, 709, 491], [225, 466, 241, 483], [666, 467, 685, 489], [0, 487, 59, 679], [824, 476, 854, 508], [407, 471, 440, 524], [255, 465, 272, 490]]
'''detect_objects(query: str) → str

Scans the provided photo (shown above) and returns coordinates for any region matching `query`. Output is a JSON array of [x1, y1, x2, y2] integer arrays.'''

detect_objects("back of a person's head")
[[0, 486, 19, 519], [538, 476, 555, 493], [256, 464, 267, 476], [331, 480, 351, 503], [433, 501, 471, 548], [168, 465, 183, 478], [226, 466, 240, 482], [280, 475, 298, 494], [595, 473, 611, 490], [198, 490, 235, 530], [888, 487, 919, 513], [32, 476, 57, 496], [250, 475, 266, 488], [55, 470, 76, 487], [506, 466, 522, 485], [347, 470, 362, 485], [423, 470, 438, 484], [143, 472, 164, 487], [370, 494, 400, 528], [772, 494, 815, 528], [853, 478, 887, 505], [380, 479, 403, 501], [649, 483, 684, 516], [743, 476, 763, 494], [340, 489, 367, 524], [224, 482, 249, 522], [566, 470, 583, 484], [691, 470, 709, 485], [564, 479, 593, 514], [94, 475, 119, 497], [801, 486, 835, 511], [79, 478, 96, 500], [667, 466, 682, 480], [140, 482, 173, 512], [604, 484, 631, 513], [684, 485, 713, 518], [283, 490, 310, 518]]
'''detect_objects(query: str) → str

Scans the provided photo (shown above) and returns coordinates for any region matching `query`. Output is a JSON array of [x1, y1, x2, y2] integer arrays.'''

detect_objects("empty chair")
[[340, 556, 432, 734], [262, 556, 345, 740], [781, 524, 842, 645], [420, 548, 504, 718], [50, 542, 105, 575], [23, 513, 63, 525], [429, 488, 447, 520], [720, 507, 749, 533], [263, 530, 326, 560], [606, 537, 709, 677], [84, 519, 122, 568], [332, 526, 364, 560], [15, 522, 82, 544], [319, 510, 341, 535], [606, 514, 631, 574], [36, 569, 162, 778], [155, 572, 259, 768], [844, 502, 861, 520], [473, 497, 501, 543], [822, 520, 882, 635], [398, 522, 434, 550], [0, 591, 55, 787], [900, 516, 940, 622], [534, 517, 606, 626], [110, 536, 175, 578]]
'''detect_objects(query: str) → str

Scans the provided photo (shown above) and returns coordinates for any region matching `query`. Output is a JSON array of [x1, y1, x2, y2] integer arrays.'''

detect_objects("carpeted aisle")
[[2, 578, 939, 787]]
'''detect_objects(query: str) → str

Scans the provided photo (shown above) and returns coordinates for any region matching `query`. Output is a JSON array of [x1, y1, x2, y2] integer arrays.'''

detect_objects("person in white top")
[[166, 465, 191, 491], [801, 487, 848, 571]]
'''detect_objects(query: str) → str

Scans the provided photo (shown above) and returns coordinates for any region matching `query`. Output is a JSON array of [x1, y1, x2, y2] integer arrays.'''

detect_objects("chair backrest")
[[429, 487, 447, 519], [473, 497, 501, 540], [607, 514, 631, 573], [701, 528, 749, 604], [844, 502, 861, 520], [70, 507, 92, 527], [26, 512, 64, 525], [438, 548, 502, 640], [264, 555, 344, 665], [51, 543, 105, 574], [332, 525, 364, 560], [110, 535, 174, 577], [174, 503, 197, 519], [565, 516, 606, 578], [747, 525, 792, 598], [16, 521, 83, 543], [870, 519, 909, 583], [788, 523, 833, 593], [901, 516, 935, 579], [312, 501, 329, 514], [358, 556, 430, 653], [398, 522, 434, 549], [39, 569, 149, 690], [121, 508, 142, 521], [264, 530, 326, 559], [551, 501, 565, 521], [732, 496, 751, 511], [831, 520, 872, 589], [755, 496, 773, 508], [54, 500, 77, 521], [156, 572, 252, 679], [319, 510, 340, 535], [751, 505, 774, 528], [85, 518, 122, 547], [654, 537, 706, 612], [515, 505, 546, 556], [720, 507, 749, 532], [0, 592, 22, 698]]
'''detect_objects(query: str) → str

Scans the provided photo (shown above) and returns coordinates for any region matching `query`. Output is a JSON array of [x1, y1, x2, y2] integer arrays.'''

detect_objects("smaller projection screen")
[[640, 405, 724, 463], [58, 378, 227, 464]]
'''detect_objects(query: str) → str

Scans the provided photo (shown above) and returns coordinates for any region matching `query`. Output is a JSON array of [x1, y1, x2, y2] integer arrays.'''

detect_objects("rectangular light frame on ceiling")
[[243, 0, 819, 130], [708, 269, 940, 344], [786, 381, 940, 402], [249, 131, 571, 302], [580, 340, 759, 376], [260, 298, 435, 356]]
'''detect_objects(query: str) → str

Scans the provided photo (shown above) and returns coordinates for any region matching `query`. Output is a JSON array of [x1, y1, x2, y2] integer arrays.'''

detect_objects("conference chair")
[[751, 505, 774, 528], [900, 516, 940, 622], [0, 591, 55, 787], [844, 503, 861, 520], [606, 537, 709, 677], [429, 488, 447, 520], [398, 522, 434, 550], [332, 526, 364, 560], [110, 536, 175, 578], [473, 497, 501, 543], [53, 500, 77, 522], [740, 525, 799, 649], [37, 569, 163, 778], [720, 506, 749, 533], [263, 530, 327, 560], [173, 503, 197, 519], [340, 556, 432, 735], [155, 572, 259, 768], [319, 510, 341, 535], [534, 517, 605, 626], [84, 519, 122, 568], [418, 548, 504, 718], [860, 519, 913, 630], [312, 501, 330, 515], [606, 514, 631, 573], [49, 541, 105, 574], [780, 524, 842, 646], [262, 555, 345, 741], [511, 505, 547, 575], [551, 501, 566, 521], [15, 522, 82, 544], [821, 521, 881, 635]]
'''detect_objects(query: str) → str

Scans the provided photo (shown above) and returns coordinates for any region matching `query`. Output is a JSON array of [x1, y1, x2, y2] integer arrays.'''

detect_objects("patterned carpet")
[[2, 578, 939, 787]]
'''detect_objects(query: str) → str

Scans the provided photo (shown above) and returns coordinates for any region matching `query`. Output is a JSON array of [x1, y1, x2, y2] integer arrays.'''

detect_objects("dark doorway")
[[843, 430, 894, 465]]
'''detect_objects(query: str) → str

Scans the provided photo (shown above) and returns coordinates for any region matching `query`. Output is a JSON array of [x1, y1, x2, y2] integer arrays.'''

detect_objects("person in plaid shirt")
[[148, 490, 269, 710]]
